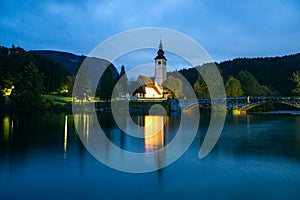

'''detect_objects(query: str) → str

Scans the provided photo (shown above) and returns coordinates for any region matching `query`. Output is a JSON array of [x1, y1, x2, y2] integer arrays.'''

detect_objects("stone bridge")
[[171, 97, 300, 113]]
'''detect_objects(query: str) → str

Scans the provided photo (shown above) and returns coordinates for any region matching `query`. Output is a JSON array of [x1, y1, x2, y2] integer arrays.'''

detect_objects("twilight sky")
[[1, 0, 299, 65]]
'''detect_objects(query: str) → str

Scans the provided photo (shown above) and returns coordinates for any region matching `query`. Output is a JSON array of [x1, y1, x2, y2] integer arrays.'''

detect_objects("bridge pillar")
[[240, 110, 247, 115], [232, 109, 247, 115], [232, 109, 241, 115]]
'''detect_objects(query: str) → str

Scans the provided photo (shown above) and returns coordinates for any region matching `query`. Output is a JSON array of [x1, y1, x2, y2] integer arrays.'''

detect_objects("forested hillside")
[[0, 45, 123, 112], [219, 53, 300, 96], [171, 53, 300, 96], [1, 44, 299, 113], [30, 50, 119, 78], [0, 46, 69, 93], [29, 50, 84, 75]]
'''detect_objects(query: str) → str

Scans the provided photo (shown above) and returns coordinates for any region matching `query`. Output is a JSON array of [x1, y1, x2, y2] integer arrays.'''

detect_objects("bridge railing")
[[174, 96, 300, 111]]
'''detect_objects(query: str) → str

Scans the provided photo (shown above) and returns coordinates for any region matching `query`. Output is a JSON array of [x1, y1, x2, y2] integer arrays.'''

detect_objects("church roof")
[[134, 75, 162, 95], [138, 75, 153, 85]]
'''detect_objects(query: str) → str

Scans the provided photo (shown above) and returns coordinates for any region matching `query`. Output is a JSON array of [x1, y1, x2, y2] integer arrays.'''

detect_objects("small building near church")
[[133, 75, 163, 98], [132, 41, 167, 100]]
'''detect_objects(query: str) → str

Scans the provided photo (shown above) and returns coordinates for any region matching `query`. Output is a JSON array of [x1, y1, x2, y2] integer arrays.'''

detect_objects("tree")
[[193, 75, 209, 98], [10, 62, 44, 112], [59, 75, 75, 96], [164, 75, 183, 99], [290, 71, 300, 96], [98, 66, 116, 102], [225, 76, 244, 97], [219, 54, 300, 96], [194, 63, 225, 98], [73, 62, 92, 101], [34, 55, 69, 93], [0, 45, 69, 96], [0, 66, 5, 108], [262, 85, 275, 96], [237, 71, 266, 96], [118, 65, 128, 95]]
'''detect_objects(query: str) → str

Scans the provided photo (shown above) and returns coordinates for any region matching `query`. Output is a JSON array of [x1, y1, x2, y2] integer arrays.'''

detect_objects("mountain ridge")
[[29, 50, 119, 78]]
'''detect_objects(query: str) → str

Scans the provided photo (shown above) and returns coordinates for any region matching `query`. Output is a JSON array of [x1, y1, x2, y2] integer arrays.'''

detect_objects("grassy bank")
[[43, 95, 72, 113]]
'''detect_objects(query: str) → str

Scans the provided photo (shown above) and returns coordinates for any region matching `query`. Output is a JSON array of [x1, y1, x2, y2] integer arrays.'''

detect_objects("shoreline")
[[248, 110, 300, 115]]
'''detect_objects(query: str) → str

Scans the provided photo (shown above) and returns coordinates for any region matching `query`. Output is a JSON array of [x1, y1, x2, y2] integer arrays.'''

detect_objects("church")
[[132, 41, 167, 99]]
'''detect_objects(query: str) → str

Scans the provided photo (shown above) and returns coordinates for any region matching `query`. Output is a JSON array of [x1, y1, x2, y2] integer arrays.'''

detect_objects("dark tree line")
[[0, 45, 129, 112], [96, 64, 128, 103], [219, 54, 300, 96], [0, 45, 69, 112], [169, 53, 300, 97], [0, 46, 69, 93], [1, 44, 299, 113]]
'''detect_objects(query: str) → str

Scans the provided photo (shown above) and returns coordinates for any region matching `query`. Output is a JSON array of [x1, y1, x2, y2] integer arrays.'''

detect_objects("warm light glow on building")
[[144, 115, 164, 152], [144, 87, 162, 98]]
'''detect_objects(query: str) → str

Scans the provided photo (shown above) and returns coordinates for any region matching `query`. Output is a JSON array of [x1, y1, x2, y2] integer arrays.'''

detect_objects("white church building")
[[132, 41, 167, 99]]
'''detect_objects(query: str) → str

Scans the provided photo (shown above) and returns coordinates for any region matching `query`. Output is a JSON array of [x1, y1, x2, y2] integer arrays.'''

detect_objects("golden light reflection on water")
[[3, 117, 10, 142], [74, 114, 92, 144], [144, 115, 165, 152], [64, 115, 68, 158], [74, 114, 167, 154]]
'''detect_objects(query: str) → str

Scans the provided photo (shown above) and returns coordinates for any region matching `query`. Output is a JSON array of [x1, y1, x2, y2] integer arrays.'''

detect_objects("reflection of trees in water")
[[0, 114, 76, 171]]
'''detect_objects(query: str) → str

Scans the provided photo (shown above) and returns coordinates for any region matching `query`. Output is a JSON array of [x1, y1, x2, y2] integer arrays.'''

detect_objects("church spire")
[[155, 40, 166, 60], [159, 39, 163, 50]]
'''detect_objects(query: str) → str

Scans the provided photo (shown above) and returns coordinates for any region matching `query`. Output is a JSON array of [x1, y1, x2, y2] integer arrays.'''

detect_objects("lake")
[[1, 112, 300, 199]]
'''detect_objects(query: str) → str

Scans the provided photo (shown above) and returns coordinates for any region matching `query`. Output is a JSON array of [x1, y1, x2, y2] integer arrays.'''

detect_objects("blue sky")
[[1, 0, 299, 66]]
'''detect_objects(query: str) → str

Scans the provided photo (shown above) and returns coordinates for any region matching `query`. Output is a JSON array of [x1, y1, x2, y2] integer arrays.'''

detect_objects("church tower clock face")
[[154, 40, 167, 86]]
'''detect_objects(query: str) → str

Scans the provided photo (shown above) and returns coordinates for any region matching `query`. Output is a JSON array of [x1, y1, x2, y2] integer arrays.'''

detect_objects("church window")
[[158, 61, 161, 65]]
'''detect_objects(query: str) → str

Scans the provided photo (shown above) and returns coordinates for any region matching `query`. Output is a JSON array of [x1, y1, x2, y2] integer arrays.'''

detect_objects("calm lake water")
[[1, 112, 300, 199]]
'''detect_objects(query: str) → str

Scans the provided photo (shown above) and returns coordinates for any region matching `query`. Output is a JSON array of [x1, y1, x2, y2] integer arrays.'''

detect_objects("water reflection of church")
[[143, 115, 165, 152], [75, 114, 167, 153]]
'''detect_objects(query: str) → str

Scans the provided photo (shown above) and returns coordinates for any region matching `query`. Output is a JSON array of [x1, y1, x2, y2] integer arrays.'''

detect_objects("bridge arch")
[[182, 101, 229, 113], [179, 97, 300, 112], [184, 103, 215, 113], [240, 101, 300, 112]]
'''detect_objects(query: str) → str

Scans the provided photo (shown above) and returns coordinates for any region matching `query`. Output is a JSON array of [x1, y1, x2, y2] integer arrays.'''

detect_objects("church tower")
[[154, 40, 167, 86]]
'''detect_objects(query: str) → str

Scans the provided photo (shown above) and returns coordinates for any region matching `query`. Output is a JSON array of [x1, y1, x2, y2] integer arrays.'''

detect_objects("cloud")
[[0, 0, 299, 62]]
